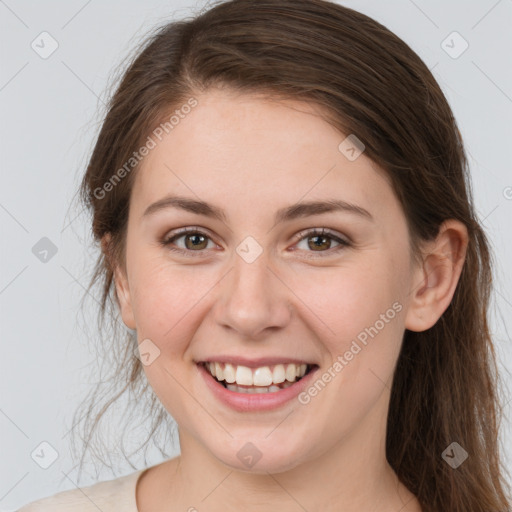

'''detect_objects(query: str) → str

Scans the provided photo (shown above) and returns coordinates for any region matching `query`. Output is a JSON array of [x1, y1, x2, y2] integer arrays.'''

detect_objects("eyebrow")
[[142, 195, 373, 223]]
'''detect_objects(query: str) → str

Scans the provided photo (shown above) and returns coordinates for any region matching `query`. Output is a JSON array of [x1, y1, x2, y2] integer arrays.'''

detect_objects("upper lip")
[[196, 356, 317, 368]]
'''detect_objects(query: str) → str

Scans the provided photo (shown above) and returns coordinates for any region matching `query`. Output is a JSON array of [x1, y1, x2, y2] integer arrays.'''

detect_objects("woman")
[[18, 0, 511, 510]]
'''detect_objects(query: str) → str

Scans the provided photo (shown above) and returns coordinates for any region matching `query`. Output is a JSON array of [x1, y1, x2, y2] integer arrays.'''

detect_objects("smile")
[[200, 361, 312, 393]]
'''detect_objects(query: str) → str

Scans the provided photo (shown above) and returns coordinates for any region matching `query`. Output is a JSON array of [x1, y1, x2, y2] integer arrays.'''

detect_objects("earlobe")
[[101, 233, 137, 330], [405, 220, 468, 332]]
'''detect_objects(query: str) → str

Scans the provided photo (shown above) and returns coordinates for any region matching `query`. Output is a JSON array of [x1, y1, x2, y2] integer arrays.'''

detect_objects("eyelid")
[[161, 226, 351, 257], [164, 225, 216, 240], [162, 226, 220, 255], [290, 227, 350, 245]]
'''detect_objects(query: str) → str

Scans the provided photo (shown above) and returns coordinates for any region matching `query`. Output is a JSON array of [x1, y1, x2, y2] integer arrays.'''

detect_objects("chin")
[[209, 437, 311, 475]]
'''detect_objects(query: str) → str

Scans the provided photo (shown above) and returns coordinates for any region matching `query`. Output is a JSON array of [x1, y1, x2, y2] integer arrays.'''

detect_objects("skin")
[[107, 88, 468, 512]]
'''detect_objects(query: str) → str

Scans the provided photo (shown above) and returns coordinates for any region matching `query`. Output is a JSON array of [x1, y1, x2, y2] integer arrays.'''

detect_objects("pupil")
[[186, 234, 206, 249], [310, 235, 329, 250]]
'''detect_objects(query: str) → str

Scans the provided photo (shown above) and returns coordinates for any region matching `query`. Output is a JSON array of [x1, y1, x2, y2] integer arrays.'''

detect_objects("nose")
[[213, 249, 292, 340]]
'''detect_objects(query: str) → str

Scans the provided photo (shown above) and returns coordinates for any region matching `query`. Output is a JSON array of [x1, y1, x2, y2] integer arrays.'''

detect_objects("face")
[[113, 88, 421, 474]]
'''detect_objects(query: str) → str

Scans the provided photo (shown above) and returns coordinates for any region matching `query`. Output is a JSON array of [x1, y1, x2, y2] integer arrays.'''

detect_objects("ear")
[[405, 219, 468, 332], [101, 233, 136, 330]]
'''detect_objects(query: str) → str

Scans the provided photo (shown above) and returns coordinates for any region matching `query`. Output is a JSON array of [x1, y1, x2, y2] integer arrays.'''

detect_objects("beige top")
[[17, 468, 146, 511]]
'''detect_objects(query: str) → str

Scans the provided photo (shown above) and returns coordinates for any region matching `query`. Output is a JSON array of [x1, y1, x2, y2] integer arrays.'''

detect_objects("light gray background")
[[1, 0, 511, 509]]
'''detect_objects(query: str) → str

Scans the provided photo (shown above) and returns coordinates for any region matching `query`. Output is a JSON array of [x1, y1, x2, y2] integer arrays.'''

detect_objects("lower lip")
[[197, 363, 319, 412]]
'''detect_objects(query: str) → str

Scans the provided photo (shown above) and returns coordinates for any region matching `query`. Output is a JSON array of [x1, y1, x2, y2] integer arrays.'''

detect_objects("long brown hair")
[[72, 1, 511, 509]]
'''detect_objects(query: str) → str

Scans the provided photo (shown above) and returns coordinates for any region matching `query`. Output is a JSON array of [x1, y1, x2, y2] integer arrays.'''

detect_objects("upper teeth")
[[207, 362, 308, 386]]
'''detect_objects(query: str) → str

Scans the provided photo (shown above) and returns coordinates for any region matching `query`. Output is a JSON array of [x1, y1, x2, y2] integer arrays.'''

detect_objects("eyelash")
[[160, 227, 351, 259]]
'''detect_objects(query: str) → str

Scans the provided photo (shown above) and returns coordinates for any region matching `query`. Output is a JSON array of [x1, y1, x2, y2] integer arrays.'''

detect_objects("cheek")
[[299, 259, 403, 342], [129, 261, 222, 352], [302, 257, 406, 407], [129, 263, 205, 416], [295, 263, 406, 438]]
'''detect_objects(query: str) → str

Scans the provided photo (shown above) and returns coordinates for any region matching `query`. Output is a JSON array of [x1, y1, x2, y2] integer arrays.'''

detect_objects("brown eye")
[[162, 228, 215, 255], [307, 234, 335, 251], [182, 232, 209, 250], [161, 227, 349, 259], [293, 228, 350, 258]]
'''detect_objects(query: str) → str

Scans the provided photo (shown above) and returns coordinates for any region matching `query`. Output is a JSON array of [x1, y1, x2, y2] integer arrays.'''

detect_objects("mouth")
[[198, 361, 317, 394]]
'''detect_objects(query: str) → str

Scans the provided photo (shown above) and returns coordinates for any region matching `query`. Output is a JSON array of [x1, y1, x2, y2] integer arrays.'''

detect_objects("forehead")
[[130, 89, 396, 221]]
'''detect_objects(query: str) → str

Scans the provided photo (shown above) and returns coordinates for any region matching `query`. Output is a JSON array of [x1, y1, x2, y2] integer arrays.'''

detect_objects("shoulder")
[[16, 469, 146, 512]]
